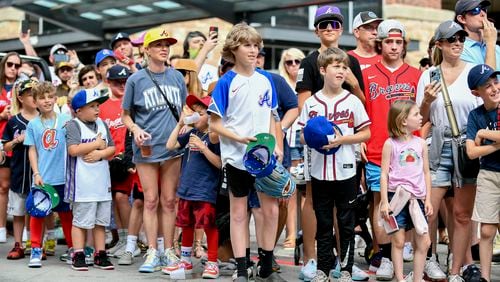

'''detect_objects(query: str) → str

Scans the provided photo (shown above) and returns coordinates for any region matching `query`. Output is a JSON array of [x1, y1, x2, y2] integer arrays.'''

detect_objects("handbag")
[[438, 66, 480, 178]]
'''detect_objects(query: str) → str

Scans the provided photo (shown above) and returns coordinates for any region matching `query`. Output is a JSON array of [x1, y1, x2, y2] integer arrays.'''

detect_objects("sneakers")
[[447, 252, 453, 274], [462, 264, 481, 282], [29, 247, 43, 268], [138, 248, 162, 273], [299, 258, 317, 281], [448, 274, 465, 282], [164, 247, 180, 266], [84, 246, 94, 266], [0, 227, 6, 243], [162, 259, 192, 275], [425, 254, 446, 280], [404, 271, 414, 282], [72, 251, 88, 271], [24, 239, 31, 255], [272, 255, 281, 273], [311, 270, 329, 282], [255, 272, 287, 282], [60, 247, 74, 265], [403, 242, 414, 262], [7, 242, 25, 260], [369, 251, 382, 272], [94, 250, 114, 270], [202, 261, 220, 279], [232, 262, 255, 280], [107, 239, 126, 256], [375, 257, 394, 281], [44, 238, 56, 256], [118, 251, 134, 265], [351, 264, 370, 281], [339, 271, 352, 282]]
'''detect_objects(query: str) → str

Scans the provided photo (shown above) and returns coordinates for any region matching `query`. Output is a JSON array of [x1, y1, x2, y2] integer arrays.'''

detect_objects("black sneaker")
[[72, 251, 88, 271], [462, 264, 482, 282], [272, 255, 281, 273], [94, 250, 114, 270]]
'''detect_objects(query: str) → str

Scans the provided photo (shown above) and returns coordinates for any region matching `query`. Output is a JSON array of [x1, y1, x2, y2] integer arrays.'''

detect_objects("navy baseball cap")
[[72, 88, 109, 110], [303, 116, 342, 155], [455, 0, 491, 15], [314, 5, 344, 27], [95, 49, 116, 66], [467, 64, 500, 90], [110, 32, 131, 49], [107, 65, 131, 80]]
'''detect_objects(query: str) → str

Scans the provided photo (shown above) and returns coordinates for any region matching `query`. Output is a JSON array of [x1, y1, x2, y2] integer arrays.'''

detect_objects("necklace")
[[41, 114, 58, 130]]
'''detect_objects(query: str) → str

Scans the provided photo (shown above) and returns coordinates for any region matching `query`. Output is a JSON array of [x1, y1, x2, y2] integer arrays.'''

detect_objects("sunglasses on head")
[[6, 62, 21, 69], [444, 34, 466, 44], [467, 6, 487, 16], [285, 59, 301, 66], [317, 20, 342, 30]]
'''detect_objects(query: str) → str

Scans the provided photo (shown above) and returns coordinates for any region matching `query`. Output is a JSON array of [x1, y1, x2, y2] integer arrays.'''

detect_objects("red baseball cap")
[[186, 95, 211, 110]]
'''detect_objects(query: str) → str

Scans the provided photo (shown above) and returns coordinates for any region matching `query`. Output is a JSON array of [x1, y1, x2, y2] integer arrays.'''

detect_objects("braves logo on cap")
[[480, 64, 491, 74], [115, 33, 125, 39], [118, 68, 127, 76], [160, 30, 168, 36]]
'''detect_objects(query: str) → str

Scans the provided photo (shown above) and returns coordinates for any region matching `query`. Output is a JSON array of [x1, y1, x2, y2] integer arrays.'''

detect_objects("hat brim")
[[354, 18, 383, 29], [36, 184, 60, 209], [144, 38, 177, 48], [246, 133, 276, 155], [314, 14, 344, 26], [186, 95, 210, 110]]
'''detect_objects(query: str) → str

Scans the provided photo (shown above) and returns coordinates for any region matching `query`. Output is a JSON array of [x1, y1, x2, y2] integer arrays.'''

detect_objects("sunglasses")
[[317, 20, 342, 30], [6, 62, 21, 69], [285, 59, 301, 66], [467, 6, 487, 16], [444, 34, 466, 44]]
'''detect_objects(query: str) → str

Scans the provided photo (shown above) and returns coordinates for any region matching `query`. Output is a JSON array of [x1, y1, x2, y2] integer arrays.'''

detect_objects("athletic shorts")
[[176, 198, 216, 229], [7, 190, 26, 216], [472, 169, 500, 224], [111, 173, 135, 196], [431, 141, 476, 188], [226, 164, 255, 198], [132, 183, 144, 200], [72, 200, 111, 229], [365, 162, 381, 192]]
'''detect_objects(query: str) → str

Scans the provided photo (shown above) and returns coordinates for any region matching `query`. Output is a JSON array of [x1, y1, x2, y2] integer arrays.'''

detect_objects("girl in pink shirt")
[[380, 100, 433, 282]]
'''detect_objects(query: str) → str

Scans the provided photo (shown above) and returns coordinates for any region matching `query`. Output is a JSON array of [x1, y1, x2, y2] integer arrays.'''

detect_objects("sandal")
[[282, 237, 296, 249], [194, 240, 206, 259]]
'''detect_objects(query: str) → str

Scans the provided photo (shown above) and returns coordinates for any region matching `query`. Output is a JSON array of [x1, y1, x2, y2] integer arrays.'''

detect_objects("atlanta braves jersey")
[[346, 51, 381, 71], [363, 62, 421, 166], [208, 68, 277, 170], [298, 90, 370, 181]]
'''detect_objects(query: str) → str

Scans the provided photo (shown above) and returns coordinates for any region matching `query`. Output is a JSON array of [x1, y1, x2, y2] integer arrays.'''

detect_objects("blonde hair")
[[221, 22, 263, 64], [317, 47, 349, 70], [186, 71, 203, 97], [387, 100, 417, 138], [31, 81, 56, 100], [278, 48, 305, 87], [10, 83, 23, 115], [432, 44, 444, 66]]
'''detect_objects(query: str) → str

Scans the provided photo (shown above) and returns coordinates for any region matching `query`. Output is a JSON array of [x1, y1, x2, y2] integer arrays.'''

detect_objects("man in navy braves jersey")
[[361, 19, 421, 280]]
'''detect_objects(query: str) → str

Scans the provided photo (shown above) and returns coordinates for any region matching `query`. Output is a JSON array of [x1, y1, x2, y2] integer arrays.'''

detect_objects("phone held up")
[[54, 54, 69, 64], [21, 20, 29, 34], [209, 26, 218, 39], [429, 68, 441, 84]]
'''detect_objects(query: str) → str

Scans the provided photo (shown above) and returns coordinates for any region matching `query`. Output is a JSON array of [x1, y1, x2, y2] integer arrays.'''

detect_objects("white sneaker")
[[0, 227, 6, 243], [107, 239, 126, 255], [299, 258, 317, 281], [351, 264, 369, 281], [118, 251, 134, 265], [447, 252, 453, 274], [375, 257, 394, 281], [424, 254, 446, 280], [404, 271, 414, 282], [133, 246, 141, 257], [448, 274, 465, 282], [354, 235, 366, 250], [113, 242, 127, 258], [311, 270, 329, 282], [403, 242, 413, 262], [339, 271, 352, 282]]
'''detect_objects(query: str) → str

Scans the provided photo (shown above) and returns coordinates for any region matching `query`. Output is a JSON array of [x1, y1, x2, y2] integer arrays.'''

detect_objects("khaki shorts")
[[7, 190, 26, 216], [72, 201, 111, 229], [472, 169, 500, 224]]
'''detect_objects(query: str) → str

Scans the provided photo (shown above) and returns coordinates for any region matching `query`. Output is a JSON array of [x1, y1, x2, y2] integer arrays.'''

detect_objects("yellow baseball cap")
[[143, 28, 177, 48]]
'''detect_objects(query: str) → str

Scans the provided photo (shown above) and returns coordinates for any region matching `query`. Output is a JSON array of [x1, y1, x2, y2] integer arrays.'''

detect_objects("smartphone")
[[430, 68, 441, 84], [209, 26, 218, 39], [54, 53, 69, 64], [382, 212, 400, 235], [21, 20, 29, 34]]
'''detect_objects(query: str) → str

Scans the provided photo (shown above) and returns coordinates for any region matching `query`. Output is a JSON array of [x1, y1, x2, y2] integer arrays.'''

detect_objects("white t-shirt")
[[416, 63, 482, 139], [298, 90, 370, 181]]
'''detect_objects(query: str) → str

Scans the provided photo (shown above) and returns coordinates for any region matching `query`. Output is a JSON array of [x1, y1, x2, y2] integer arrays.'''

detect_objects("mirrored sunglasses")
[[317, 20, 342, 30], [467, 6, 487, 16]]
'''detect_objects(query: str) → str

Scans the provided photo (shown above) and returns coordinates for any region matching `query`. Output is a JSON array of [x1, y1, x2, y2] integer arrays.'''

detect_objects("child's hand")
[[94, 133, 107, 150], [322, 126, 343, 150], [83, 150, 102, 163], [379, 201, 391, 220], [34, 173, 44, 186], [360, 142, 368, 163], [239, 136, 257, 145], [475, 129, 485, 146], [274, 146, 283, 163], [424, 199, 433, 217], [189, 134, 206, 151]]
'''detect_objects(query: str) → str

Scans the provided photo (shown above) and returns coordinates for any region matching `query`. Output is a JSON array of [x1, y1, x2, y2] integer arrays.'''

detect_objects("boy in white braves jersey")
[[298, 47, 370, 281], [65, 88, 116, 271]]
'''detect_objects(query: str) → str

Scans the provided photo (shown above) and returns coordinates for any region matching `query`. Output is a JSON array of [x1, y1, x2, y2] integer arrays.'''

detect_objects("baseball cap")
[[467, 64, 500, 90], [175, 59, 197, 72], [18, 79, 36, 94], [303, 116, 342, 155], [314, 5, 344, 27], [455, 0, 491, 15], [352, 11, 383, 30], [433, 20, 468, 41], [110, 32, 131, 49], [50, 43, 67, 56], [377, 19, 406, 39], [25, 184, 60, 218], [258, 49, 266, 57], [131, 32, 146, 47], [244, 133, 277, 178], [72, 88, 109, 111], [107, 64, 131, 80], [186, 94, 211, 110], [55, 61, 73, 72], [143, 28, 177, 48], [95, 49, 116, 66]]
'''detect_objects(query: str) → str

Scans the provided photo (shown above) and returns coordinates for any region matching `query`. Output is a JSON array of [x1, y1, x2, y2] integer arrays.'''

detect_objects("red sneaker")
[[7, 242, 25, 260]]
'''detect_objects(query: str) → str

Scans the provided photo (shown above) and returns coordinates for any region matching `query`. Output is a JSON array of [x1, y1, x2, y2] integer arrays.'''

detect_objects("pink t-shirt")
[[387, 136, 426, 198]]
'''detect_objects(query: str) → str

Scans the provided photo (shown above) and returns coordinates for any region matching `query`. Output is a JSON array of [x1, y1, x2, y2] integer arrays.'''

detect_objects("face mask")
[[189, 48, 200, 59], [183, 111, 200, 125]]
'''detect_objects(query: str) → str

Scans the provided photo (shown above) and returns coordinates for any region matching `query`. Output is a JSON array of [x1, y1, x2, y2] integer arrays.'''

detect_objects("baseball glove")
[[254, 162, 296, 198]]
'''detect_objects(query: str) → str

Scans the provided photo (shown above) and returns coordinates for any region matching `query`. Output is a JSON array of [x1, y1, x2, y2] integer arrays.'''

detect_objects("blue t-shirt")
[[461, 37, 500, 69], [466, 105, 500, 172], [24, 113, 71, 186], [176, 129, 221, 204], [2, 114, 32, 195]]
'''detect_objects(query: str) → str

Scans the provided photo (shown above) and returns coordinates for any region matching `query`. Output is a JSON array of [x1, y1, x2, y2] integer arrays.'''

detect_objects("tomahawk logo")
[[480, 65, 490, 74], [118, 68, 127, 76], [115, 33, 124, 39], [160, 30, 169, 37], [324, 7, 333, 14]]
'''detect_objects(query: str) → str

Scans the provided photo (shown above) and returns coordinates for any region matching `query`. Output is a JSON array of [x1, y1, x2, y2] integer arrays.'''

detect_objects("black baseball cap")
[[107, 65, 131, 80], [110, 32, 131, 50]]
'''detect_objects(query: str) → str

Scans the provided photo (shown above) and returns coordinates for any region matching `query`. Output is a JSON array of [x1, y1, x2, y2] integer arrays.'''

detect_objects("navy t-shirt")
[[2, 114, 32, 195], [270, 72, 298, 169], [466, 105, 500, 172], [177, 128, 221, 204]]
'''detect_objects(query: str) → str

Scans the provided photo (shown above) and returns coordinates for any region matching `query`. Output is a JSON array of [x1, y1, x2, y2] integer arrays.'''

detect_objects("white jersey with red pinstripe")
[[298, 90, 370, 181]]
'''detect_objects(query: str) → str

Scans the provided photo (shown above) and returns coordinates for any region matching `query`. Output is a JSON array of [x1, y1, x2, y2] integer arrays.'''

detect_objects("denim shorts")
[[290, 131, 304, 161], [431, 141, 476, 188], [388, 192, 426, 231]]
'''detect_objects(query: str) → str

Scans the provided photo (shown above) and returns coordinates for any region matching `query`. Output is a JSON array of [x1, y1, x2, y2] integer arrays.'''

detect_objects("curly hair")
[[31, 81, 56, 100], [221, 22, 263, 64]]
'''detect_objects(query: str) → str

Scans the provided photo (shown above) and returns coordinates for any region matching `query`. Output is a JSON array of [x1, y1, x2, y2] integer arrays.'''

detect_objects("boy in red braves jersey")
[[361, 19, 421, 280]]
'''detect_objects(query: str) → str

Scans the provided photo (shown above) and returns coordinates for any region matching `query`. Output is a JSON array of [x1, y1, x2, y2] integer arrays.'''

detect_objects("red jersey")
[[99, 97, 126, 155], [347, 50, 381, 71], [0, 88, 12, 138], [363, 62, 421, 166]]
